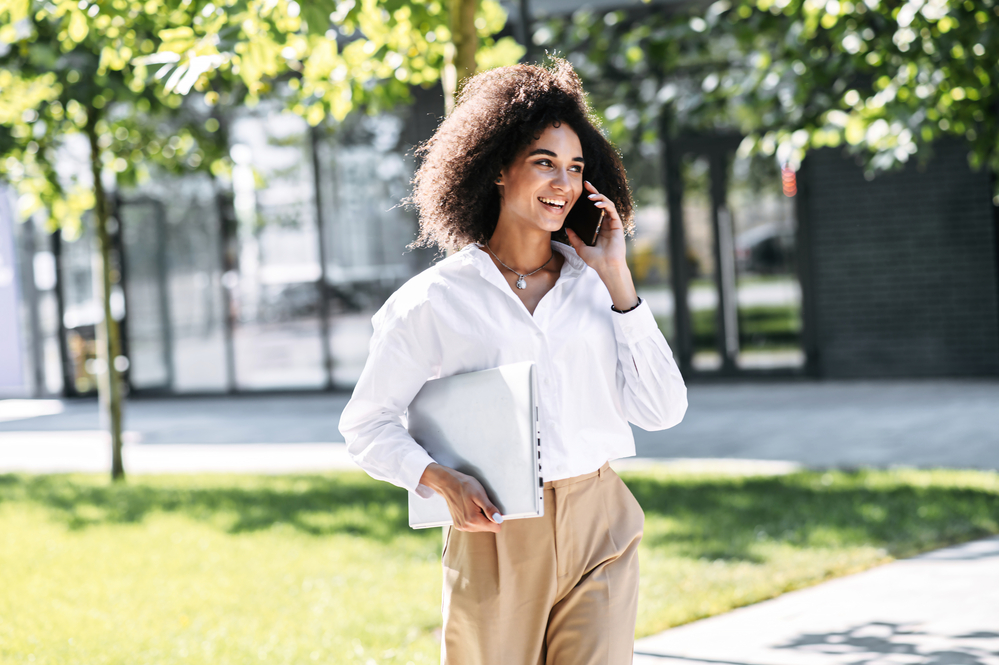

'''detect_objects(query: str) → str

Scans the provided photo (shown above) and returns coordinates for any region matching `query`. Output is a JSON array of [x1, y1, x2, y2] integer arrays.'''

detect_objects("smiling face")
[[495, 123, 585, 234]]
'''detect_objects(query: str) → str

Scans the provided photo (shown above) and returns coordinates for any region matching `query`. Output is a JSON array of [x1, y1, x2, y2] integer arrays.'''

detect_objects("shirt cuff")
[[399, 446, 437, 494], [611, 298, 660, 345]]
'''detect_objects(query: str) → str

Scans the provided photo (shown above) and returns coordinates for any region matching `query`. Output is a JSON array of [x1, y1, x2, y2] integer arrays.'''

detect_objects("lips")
[[538, 196, 567, 213]]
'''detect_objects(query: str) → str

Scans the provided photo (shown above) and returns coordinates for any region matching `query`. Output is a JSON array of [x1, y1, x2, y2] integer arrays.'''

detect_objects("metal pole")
[[662, 112, 692, 376], [217, 189, 238, 392], [794, 157, 820, 377], [519, 0, 533, 63], [153, 199, 175, 389], [50, 229, 75, 396], [18, 209, 45, 395], [212, 103, 239, 393], [709, 150, 738, 373], [27, 221, 45, 395], [111, 193, 131, 390], [310, 124, 335, 390]]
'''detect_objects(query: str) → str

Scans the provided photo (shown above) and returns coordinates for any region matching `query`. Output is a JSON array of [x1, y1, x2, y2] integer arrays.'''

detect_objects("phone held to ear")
[[554, 194, 605, 247]]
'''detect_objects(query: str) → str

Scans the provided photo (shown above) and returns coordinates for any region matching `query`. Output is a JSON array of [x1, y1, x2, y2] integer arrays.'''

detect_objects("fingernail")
[[589, 193, 598, 198], [491, 512, 504, 523]]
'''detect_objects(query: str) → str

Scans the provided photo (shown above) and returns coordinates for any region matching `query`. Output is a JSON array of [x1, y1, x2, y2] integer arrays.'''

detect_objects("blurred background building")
[[2, 0, 998, 399]]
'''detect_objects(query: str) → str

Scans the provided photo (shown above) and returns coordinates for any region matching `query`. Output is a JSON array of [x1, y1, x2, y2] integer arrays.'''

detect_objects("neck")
[[486, 219, 553, 273]]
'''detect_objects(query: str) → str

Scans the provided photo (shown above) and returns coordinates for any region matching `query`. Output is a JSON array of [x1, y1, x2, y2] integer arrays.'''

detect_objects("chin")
[[536, 211, 568, 231], [538, 220, 566, 234]]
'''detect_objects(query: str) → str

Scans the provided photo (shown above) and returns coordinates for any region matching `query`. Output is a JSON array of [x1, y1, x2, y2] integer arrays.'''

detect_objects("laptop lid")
[[407, 361, 544, 529]]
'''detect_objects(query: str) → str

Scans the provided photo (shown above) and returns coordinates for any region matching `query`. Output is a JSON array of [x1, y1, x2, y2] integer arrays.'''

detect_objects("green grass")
[[1, 468, 998, 664], [689, 305, 802, 352]]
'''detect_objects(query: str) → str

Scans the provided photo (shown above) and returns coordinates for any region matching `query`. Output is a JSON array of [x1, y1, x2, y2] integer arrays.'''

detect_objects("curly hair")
[[406, 55, 634, 254]]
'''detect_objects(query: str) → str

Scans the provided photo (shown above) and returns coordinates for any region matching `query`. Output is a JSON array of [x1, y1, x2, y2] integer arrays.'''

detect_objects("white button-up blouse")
[[338, 240, 688, 494]]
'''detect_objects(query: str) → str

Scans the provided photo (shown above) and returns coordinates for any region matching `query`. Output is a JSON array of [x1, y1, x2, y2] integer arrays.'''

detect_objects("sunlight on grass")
[[630, 468, 999, 636], [1, 468, 997, 664]]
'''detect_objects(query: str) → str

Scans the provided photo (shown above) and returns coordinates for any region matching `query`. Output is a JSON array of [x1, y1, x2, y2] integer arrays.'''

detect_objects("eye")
[[534, 159, 553, 167]]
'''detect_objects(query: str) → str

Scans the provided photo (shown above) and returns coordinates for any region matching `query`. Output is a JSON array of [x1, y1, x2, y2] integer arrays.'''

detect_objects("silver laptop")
[[407, 361, 545, 529]]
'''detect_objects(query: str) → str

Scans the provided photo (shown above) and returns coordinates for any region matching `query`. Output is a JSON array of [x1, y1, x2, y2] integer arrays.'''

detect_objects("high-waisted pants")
[[440, 461, 645, 665]]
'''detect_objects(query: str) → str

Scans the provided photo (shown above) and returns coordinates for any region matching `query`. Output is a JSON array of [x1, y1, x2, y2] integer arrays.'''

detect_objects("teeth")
[[539, 197, 565, 207]]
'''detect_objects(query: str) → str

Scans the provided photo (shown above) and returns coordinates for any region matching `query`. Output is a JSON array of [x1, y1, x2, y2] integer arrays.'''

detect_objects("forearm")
[[597, 263, 639, 311], [420, 462, 458, 495]]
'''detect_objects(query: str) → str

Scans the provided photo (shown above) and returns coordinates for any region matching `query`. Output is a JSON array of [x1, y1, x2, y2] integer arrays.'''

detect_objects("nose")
[[551, 167, 571, 191]]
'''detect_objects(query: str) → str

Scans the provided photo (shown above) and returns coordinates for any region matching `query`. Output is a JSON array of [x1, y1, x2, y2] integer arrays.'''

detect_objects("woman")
[[339, 57, 687, 664]]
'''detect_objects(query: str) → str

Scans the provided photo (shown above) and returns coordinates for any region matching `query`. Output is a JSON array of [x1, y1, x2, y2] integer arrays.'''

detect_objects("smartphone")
[[555, 193, 605, 247]]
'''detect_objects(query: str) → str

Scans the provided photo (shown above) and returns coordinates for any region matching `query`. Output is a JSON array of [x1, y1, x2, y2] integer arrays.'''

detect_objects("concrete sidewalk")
[[633, 535, 999, 665], [1, 379, 998, 473]]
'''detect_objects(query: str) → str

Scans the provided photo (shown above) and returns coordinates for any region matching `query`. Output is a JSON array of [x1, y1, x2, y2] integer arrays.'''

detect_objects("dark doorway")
[[665, 135, 805, 376]]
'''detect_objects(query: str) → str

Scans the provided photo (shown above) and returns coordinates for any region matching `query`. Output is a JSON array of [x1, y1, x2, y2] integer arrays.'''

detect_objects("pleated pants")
[[440, 461, 645, 665]]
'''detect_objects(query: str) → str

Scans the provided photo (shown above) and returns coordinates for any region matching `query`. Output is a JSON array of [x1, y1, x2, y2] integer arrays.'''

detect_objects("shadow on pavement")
[[777, 621, 999, 664]]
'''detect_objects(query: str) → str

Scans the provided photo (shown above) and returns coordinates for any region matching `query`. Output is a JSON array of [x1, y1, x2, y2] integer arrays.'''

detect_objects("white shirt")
[[338, 241, 688, 494]]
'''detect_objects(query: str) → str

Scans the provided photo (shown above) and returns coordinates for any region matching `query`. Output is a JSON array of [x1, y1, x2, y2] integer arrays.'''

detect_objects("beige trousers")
[[440, 462, 644, 665]]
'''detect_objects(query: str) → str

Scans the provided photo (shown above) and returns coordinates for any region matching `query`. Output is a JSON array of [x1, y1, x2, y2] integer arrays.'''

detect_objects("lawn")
[[1, 468, 998, 664], [690, 305, 802, 352]]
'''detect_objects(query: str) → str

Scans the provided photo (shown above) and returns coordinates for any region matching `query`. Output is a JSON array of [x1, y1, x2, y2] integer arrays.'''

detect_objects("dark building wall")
[[801, 141, 999, 378], [401, 81, 445, 151]]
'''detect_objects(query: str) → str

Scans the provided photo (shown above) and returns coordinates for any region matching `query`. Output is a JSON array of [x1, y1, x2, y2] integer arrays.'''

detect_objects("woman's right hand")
[[419, 463, 503, 533]]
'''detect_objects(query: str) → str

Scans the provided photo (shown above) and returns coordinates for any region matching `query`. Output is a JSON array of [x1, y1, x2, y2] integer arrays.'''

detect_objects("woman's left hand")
[[564, 180, 628, 275], [565, 180, 640, 311]]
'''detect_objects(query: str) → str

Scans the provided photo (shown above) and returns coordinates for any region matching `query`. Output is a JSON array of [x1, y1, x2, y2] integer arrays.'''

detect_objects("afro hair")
[[406, 55, 634, 254]]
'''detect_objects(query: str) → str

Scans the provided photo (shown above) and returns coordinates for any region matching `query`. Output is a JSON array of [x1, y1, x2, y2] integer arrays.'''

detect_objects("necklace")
[[484, 242, 554, 290]]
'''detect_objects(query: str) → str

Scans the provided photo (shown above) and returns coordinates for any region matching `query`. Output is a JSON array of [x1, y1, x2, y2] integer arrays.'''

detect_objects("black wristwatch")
[[611, 296, 642, 314]]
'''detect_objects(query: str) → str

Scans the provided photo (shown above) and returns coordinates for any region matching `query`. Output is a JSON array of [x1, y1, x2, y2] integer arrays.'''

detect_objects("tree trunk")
[[444, 0, 479, 115], [85, 109, 125, 482]]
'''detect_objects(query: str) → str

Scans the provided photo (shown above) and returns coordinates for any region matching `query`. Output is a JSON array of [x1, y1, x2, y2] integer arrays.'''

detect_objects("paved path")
[[633, 380, 999, 470], [633, 535, 999, 665], [1, 380, 997, 473]]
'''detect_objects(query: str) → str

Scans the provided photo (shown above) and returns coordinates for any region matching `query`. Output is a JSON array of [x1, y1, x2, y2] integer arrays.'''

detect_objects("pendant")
[[516, 275, 527, 290]]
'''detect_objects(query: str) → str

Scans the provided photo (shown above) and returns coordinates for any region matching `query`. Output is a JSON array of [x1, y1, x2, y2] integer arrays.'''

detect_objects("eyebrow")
[[528, 148, 585, 163]]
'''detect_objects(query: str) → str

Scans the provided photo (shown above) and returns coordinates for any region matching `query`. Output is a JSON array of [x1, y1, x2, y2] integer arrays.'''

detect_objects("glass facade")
[[7, 99, 806, 395], [32, 220, 65, 396], [62, 104, 432, 395], [59, 218, 106, 395], [163, 184, 229, 392], [229, 112, 328, 390], [627, 139, 675, 349], [316, 114, 432, 387], [119, 198, 171, 390], [727, 154, 804, 369], [680, 154, 722, 371], [666, 141, 804, 375]]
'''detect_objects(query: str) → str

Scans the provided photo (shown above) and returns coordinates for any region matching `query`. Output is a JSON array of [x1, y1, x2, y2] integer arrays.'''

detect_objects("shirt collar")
[[551, 240, 586, 277]]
